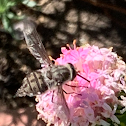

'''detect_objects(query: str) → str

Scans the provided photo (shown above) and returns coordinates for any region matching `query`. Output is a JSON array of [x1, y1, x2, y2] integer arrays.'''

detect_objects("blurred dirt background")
[[0, 0, 126, 126]]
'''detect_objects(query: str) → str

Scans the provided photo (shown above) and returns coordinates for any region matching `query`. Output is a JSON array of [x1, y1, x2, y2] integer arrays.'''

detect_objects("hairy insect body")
[[48, 63, 76, 84], [16, 70, 46, 97], [16, 63, 77, 97]]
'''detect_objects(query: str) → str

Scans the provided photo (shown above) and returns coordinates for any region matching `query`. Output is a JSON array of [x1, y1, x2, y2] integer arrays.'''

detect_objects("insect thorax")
[[46, 64, 76, 86]]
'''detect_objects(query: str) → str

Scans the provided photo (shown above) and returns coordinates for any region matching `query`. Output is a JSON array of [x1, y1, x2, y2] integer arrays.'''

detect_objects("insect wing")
[[15, 70, 48, 97], [22, 20, 52, 67], [56, 86, 70, 120]]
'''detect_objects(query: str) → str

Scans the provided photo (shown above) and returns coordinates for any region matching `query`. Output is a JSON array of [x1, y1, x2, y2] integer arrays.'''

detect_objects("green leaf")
[[0, 0, 8, 7], [2, 14, 10, 30], [13, 15, 25, 20], [0, 6, 6, 13], [0, 0, 8, 13], [0, 0, 17, 13], [25, 1, 37, 7], [8, 26, 13, 33], [7, 12, 15, 19], [117, 112, 126, 126], [22, 0, 29, 4], [7, 1, 16, 7]]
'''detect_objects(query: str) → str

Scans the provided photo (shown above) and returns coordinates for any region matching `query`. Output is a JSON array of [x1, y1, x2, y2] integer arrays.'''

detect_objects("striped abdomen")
[[15, 71, 48, 97]]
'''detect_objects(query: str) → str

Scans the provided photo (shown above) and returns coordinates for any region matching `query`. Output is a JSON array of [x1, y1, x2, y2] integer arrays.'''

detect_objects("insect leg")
[[64, 82, 88, 96], [63, 89, 82, 96], [65, 83, 88, 88], [51, 90, 55, 103]]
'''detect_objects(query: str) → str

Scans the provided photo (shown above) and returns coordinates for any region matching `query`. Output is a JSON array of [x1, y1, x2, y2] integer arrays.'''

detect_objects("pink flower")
[[36, 42, 126, 126]]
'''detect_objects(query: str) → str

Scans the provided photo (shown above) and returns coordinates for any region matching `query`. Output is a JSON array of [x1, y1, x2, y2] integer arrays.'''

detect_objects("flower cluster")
[[36, 41, 126, 126]]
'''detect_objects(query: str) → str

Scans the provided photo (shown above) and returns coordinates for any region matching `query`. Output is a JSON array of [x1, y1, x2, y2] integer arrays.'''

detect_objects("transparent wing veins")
[[57, 86, 70, 118], [22, 20, 52, 67]]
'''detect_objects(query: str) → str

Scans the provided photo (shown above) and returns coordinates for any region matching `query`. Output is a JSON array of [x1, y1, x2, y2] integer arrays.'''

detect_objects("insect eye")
[[46, 72, 52, 79], [55, 74, 64, 83]]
